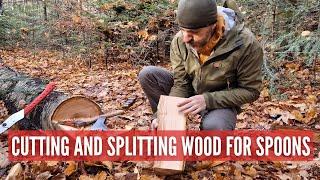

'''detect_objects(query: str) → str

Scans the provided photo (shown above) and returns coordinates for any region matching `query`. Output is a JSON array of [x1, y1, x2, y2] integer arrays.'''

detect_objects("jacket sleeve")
[[203, 40, 263, 109], [168, 35, 194, 98]]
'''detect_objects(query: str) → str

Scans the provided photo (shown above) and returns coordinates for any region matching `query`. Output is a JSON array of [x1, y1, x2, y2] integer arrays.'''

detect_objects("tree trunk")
[[0, 60, 102, 130], [0, 0, 3, 15], [43, 0, 47, 21]]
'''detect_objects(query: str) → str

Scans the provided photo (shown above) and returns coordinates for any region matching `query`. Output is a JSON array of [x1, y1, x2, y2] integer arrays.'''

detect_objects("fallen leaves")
[[83, 161, 113, 171], [285, 62, 301, 72], [194, 161, 226, 171], [263, 99, 318, 125], [79, 171, 108, 180], [114, 172, 138, 180], [36, 171, 53, 180], [51, 173, 66, 180], [137, 30, 149, 40], [1, 47, 320, 179], [101, 161, 113, 170], [0, 100, 8, 122], [260, 87, 269, 99], [137, 29, 157, 41], [64, 161, 77, 176], [72, 15, 82, 24], [306, 94, 318, 105], [243, 165, 257, 177], [122, 97, 137, 109], [292, 108, 317, 124], [0, 140, 9, 169]]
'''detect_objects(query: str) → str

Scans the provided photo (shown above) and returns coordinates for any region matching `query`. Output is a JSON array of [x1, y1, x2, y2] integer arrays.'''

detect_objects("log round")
[[0, 62, 102, 130]]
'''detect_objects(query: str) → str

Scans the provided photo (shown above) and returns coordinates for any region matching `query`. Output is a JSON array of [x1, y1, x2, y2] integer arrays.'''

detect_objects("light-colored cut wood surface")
[[153, 95, 187, 176]]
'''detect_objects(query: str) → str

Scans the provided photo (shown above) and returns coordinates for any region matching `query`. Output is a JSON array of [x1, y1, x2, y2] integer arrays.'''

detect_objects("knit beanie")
[[177, 0, 218, 29]]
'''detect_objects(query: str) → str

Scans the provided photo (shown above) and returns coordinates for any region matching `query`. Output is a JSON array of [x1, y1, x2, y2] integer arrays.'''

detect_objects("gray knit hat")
[[177, 0, 218, 29]]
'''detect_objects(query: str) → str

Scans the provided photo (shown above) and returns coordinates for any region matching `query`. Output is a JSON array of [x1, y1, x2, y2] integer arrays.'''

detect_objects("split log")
[[153, 95, 186, 176], [0, 61, 102, 130]]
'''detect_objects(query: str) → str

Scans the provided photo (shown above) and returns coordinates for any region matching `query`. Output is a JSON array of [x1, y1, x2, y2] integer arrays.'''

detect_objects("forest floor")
[[0, 48, 320, 179]]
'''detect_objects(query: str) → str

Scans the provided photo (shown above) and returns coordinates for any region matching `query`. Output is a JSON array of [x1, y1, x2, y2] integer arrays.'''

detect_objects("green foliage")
[[0, 12, 27, 46], [93, 0, 178, 64], [239, 0, 319, 55], [273, 32, 319, 65], [97, 0, 177, 27], [238, 0, 319, 99], [0, 16, 12, 46], [0, 0, 104, 61]]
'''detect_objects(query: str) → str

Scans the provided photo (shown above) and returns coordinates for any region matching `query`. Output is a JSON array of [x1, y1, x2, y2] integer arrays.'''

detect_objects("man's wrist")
[[202, 92, 212, 110]]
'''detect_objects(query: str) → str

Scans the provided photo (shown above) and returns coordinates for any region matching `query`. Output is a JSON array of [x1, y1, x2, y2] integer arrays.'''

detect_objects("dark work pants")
[[138, 66, 237, 130]]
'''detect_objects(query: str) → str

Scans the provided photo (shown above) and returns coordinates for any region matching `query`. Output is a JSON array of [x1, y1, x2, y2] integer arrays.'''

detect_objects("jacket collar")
[[211, 22, 244, 58], [186, 22, 244, 65]]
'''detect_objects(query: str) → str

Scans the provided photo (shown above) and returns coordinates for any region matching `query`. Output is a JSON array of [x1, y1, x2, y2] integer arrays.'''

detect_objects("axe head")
[[90, 116, 108, 131]]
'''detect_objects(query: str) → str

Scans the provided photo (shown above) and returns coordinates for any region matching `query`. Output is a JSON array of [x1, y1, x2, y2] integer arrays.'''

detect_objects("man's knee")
[[202, 120, 234, 130], [201, 109, 237, 130], [138, 66, 157, 84]]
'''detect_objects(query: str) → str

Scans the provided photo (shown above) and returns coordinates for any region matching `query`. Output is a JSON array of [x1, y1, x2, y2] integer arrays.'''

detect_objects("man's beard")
[[188, 30, 213, 52], [187, 38, 207, 49], [188, 38, 210, 52]]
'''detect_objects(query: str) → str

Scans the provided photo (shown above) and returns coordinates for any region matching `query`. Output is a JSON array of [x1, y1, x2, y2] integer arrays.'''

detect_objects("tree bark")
[[43, 0, 48, 21], [0, 60, 102, 130], [0, 0, 3, 15]]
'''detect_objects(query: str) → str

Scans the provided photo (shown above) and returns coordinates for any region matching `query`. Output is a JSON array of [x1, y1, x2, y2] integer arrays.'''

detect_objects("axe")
[[0, 82, 56, 134]]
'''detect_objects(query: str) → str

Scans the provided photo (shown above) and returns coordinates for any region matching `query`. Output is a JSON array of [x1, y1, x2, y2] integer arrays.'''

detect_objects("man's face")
[[180, 24, 216, 52]]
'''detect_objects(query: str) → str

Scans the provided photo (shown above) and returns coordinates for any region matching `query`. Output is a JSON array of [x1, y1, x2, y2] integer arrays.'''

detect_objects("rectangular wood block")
[[153, 95, 187, 175]]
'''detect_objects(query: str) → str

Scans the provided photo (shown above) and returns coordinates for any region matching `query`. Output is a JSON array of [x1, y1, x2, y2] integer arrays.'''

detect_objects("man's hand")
[[177, 95, 206, 115], [151, 95, 205, 129], [150, 118, 158, 130]]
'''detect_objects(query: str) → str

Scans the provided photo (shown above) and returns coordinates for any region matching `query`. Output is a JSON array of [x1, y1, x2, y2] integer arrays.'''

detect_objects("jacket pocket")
[[205, 60, 232, 81], [204, 60, 236, 92]]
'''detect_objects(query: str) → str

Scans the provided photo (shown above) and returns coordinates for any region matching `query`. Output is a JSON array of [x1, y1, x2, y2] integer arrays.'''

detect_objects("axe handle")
[[54, 110, 125, 127], [24, 82, 56, 115]]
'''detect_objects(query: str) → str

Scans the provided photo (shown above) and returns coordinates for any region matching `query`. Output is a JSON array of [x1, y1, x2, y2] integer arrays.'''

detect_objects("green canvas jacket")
[[169, 23, 263, 112]]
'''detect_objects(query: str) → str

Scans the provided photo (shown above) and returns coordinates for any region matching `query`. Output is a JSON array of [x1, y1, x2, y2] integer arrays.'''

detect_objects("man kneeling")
[[138, 0, 263, 130]]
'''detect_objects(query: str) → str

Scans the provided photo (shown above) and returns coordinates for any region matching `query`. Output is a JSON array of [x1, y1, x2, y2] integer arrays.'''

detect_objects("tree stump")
[[0, 62, 102, 130]]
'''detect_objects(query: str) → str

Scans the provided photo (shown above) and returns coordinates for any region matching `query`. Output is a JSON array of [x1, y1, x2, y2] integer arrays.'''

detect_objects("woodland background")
[[0, 0, 319, 179]]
